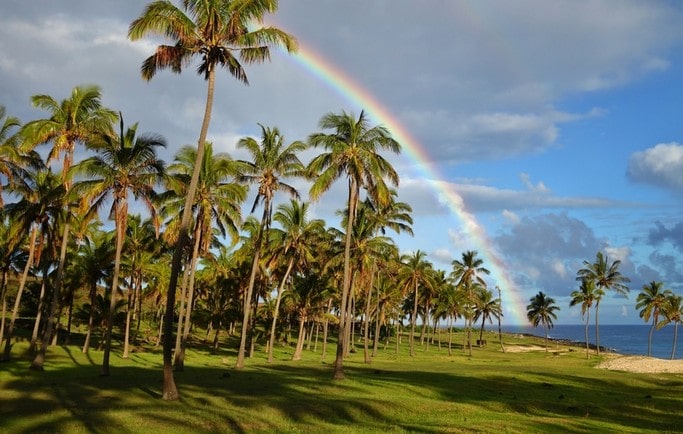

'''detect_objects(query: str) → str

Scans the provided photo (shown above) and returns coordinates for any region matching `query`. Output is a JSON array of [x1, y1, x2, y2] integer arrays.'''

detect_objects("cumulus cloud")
[[627, 143, 683, 193]]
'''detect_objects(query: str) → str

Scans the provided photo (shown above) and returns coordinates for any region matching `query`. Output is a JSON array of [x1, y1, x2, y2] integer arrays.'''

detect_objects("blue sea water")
[[502, 324, 682, 360]]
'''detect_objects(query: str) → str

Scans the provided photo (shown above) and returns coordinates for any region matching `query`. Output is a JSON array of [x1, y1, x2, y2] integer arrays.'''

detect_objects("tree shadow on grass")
[[1, 346, 682, 433]]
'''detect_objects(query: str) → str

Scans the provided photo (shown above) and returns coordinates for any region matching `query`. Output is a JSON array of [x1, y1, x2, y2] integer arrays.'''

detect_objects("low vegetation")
[[2, 330, 682, 433]]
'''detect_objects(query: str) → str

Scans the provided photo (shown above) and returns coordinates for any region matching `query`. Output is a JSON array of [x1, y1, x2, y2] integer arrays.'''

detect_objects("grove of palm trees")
[[1, 1, 683, 432]]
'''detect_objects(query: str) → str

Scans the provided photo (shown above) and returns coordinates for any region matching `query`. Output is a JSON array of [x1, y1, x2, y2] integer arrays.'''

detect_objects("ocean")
[[502, 324, 681, 360]]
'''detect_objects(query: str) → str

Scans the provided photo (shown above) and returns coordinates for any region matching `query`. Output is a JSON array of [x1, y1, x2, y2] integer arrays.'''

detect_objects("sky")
[[1, 1, 683, 325]]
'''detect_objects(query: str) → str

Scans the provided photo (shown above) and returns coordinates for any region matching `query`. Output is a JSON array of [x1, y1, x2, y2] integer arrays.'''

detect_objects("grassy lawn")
[[1, 331, 682, 433]]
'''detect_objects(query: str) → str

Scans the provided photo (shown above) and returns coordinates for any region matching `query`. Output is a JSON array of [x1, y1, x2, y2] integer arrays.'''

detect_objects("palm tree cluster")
[[1, 94, 505, 393], [2, 1, 504, 401]]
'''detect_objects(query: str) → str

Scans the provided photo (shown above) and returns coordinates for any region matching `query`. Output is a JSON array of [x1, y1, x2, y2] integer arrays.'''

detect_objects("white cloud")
[[627, 143, 683, 192]]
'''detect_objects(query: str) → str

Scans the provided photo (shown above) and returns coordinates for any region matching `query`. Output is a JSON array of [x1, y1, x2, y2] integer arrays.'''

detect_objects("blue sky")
[[1, 1, 682, 325]]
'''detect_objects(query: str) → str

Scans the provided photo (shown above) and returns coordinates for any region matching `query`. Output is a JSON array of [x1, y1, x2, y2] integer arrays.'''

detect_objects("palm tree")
[[2, 169, 64, 361], [397, 250, 434, 357], [526, 291, 560, 351], [128, 1, 297, 399], [163, 143, 246, 370], [451, 250, 490, 356], [569, 278, 602, 359], [72, 117, 165, 376], [636, 281, 673, 357], [265, 200, 325, 362], [22, 85, 116, 370], [660, 294, 683, 360], [474, 287, 502, 345], [74, 229, 115, 354], [0, 105, 42, 207], [308, 110, 401, 380], [235, 124, 306, 369], [576, 252, 630, 355]]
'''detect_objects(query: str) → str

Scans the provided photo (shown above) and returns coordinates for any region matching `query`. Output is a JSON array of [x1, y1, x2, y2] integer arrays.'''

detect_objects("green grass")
[[1, 331, 682, 433]]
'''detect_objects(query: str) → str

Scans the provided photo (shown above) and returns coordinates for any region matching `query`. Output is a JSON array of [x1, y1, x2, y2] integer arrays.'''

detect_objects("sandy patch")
[[597, 355, 683, 374], [504, 345, 553, 353]]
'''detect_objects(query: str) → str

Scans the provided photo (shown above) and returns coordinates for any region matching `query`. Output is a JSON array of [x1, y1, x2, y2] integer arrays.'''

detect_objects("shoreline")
[[504, 332, 683, 374]]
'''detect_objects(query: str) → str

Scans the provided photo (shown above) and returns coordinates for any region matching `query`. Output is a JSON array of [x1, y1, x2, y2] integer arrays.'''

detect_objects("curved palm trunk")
[[333, 178, 359, 380], [3, 225, 38, 361], [30, 270, 48, 354], [236, 200, 269, 369], [175, 222, 202, 371], [162, 65, 215, 401], [101, 205, 126, 376], [647, 312, 657, 357], [671, 322, 679, 360], [268, 257, 294, 363], [292, 314, 306, 361], [31, 221, 70, 371]]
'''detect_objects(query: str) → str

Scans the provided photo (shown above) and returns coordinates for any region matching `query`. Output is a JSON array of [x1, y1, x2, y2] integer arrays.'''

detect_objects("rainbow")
[[278, 42, 527, 325]]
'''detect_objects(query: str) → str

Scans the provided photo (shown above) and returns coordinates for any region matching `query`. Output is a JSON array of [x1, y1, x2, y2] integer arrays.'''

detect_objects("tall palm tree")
[[72, 118, 165, 376], [163, 143, 246, 370], [569, 278, 602, 359], [265, 200, 325, 362], [451, 250, 490, 356], [660, 294, 683, 360], [308, 110, 401, 380], [235, 124, 306, 369], [128, 1, 297, 399], [2, 169, 64, 362], [397, 250, 434, 357], [526, 291, 560, 351], [576, 252, 630, 355], [636, 281, 673, 357], [22, 85, 116, 370]]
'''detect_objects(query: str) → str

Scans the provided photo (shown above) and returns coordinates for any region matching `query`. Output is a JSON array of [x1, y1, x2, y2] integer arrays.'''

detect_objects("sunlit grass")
[[1, 329, 682, 433]]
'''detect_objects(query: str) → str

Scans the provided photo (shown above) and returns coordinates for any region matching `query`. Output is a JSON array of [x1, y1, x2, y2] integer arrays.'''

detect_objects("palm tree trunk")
[[3, 225, 37, 361], [363, 270, 375, 364], [30, 271, 48, 354], [595, 301, 601, 356], [333, 178, 358, 380], [82, 282, 98, 354], [584, 308, 590, 359], [671, 322, 678, 360], [32, 220, 70, 371], [162, 64, 216, 401], [447, 316, 453, 356], [544, 323, 549, 351], [320, 299, 331, 361], [101, 208, 125, 376], [176, 223, 203, 371], [123, 284, 133, 359], [0, 270, 8, 348], [648, 314, 656, 357], [173, 258, 192, 366], [236, 200, 269, 369], [267, 257, 294, 363], [292, 315, 306, 361], [410, 280, 418, 357]]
